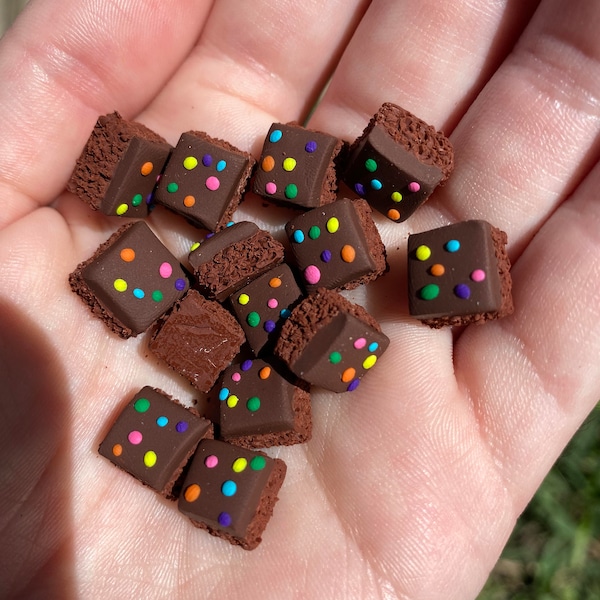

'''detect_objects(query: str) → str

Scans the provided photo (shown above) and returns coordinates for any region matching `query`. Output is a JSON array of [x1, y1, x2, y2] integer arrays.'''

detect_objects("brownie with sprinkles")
[[407, 220, 513, 327], [188, 221, 285, 302], [342, 102, 454, 223], [178, 439, 287, 550], [215, 358, 312, 448], [274, 288, 390, 393], [252, 122, 345, 209], [98, 386, 213, 499], [148, 290, 246, 393], [285, 197, 388, 293], [228, 263, 304, 355], [67, 112, 172, 218], [69, 221, 189, 338], [154, 131, 255, 231]]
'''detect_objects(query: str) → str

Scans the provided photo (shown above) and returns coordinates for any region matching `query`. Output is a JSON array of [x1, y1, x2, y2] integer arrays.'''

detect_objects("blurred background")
[[1, 1, 599, 598]]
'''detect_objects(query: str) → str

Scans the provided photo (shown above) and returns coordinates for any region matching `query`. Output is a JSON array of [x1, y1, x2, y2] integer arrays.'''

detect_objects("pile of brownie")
[[68, 103, 513, 550]]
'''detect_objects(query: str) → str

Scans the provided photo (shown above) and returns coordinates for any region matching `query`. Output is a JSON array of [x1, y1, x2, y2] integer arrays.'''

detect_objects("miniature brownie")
[[154, 131, 255, 231], [148, 290, 245, 393], [178, 439, 287, 550], [274, 288, 390, 393], [407, 220, 513, 327], [216, 358, 312, 448], [98, 386, 213, 499], [69, 221, 189, 338], [252, 122, 344, 209], [67, 112, 172, 218], [342, 102, 454, 223], [188, 221, 285, 302], [227, 263, 304, 355], [285, 198, 388, 293]]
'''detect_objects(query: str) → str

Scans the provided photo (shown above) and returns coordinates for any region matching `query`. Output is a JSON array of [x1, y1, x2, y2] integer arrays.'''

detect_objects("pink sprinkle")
[[231, 372, 241, 382], [128, 430, 143, 445], [204, 455, 218, 468], [354, 337, 367, 350], [265, 182, 277, 195], [267, 298, 278, 309], [159, 262, 173, 279], [205, 176, 220, 191], [304, 265, 321, 285], [471, 269, 486, 282], [408, 181, 421, 193]]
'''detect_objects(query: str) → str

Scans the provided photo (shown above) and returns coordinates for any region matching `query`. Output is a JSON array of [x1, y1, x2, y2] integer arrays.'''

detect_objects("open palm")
[[1, 1, 600, 598]]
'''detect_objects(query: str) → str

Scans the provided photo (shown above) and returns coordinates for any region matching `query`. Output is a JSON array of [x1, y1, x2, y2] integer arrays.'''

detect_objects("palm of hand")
[[1, 1, 600, 598]]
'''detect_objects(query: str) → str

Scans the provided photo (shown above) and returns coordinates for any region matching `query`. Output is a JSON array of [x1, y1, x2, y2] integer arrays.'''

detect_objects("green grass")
[[480, 404, 600, 599]]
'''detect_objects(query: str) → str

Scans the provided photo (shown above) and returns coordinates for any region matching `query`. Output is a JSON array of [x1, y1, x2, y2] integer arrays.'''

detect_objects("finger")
[[0, 0, 215, 228]]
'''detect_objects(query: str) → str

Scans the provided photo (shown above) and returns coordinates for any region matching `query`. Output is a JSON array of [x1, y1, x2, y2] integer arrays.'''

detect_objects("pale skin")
[[1, 0, 599, 598]]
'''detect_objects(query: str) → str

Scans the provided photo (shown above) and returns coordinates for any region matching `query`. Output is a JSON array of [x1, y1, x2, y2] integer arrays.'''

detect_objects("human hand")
[[1, 0, 599, 598]]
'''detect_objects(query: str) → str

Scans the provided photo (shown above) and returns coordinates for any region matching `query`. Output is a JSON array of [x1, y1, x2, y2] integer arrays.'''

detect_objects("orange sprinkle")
[[387, 208, 401, 221], [120, 248, 135, 262], [430, 263, 445, 277], [259, 366, 271, 379], [184, 484, 201, 502], [269, 277, 282, 288], [341, 367, 356, 382], [340, 245, 356, 263], [140, 161, 154, 176], [112, 444, 123, 457], [183, 195, 196, 207], [262, 156, 275, 172]]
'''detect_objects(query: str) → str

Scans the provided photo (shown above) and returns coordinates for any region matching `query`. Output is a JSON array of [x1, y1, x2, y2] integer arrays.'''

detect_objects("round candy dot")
[[445, 239, 461, 252], [261, 156, 275, 172], [354, 183, 365, 196], [167, 182, 178, 193], [370, 179, 382, 190], [269, 277, 282, 288], [216, 160, 227, 172], [156, 416, 168, 427], [114, 279, 127, 292], [159, 262, 173, 279], [175, 278, 186, 291], [259, 366, 271, 379], [250, 456, 266, 471], [326, 217, 339, 233], [363, 355, 378, 369], [408, 181, 421, 193], [430, 263, 445, 277], [112, 444, 122, 457], [152, 290, 164, 302], [120, 248, 135, 262], [267, 298, 278, 309], [132, 194, 143, 207], [140, 161, 154, 176], [231, 372, 241, 382], [305, 141, 317, 153], [116, 203, 129, 215], [184, 484, 201, 502], [365, 158, 378, 172], [205, 455, 218, 468], [183, 195, 196, 207], [342, 368, 356, 382], [265, 182, 277, 195], [247, 312, 260, 327], [391, 191, 403, 203], [329, 351, 342, 364], [353, 337, 367, 350], [308, 226, 321, 239], [219, 388, 229, 401], [205, 176, 220, 191], [471, 269, 486, 282], [202, 154, 213, 167], [304, 265, 321, 285], [238, 293, 250, 305], [128, 430, 143, 445], [218, 512, 232, 527], [282, 157, 297, 171], [415, 245, 432, 261], [144, 451, 157, 468], [419, 284, 440, 300], [246, 396, 261, 412], [387, 208, 401, 221], [347, 379, 360, 392], [341, 245, 356, 263], [221, 480, 237, 497], [320, 249, 332, 263], [227, 395, 239, 408], [176, 421, 189, 433], [368, 342, 379, 352], [284, 183, 298, 199], [232, 458, 248, 473], [133, 288, 145, 299], [454, 283, 471, 299], [293, 230, 305, 243], [134, 397, 150, 413], [269, 129, 283, 143], [241, 359, 253, 371], [280, 308, 291, 318], [183, 156, 198, 170]]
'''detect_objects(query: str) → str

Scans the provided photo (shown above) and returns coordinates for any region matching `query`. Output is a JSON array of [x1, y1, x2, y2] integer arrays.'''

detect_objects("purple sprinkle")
[[241, 359, 253, 371], [454, 283, 471, 299], [354, 183, 365, 196], [174, 278, 186, 291], [305, 140, 317, 153], [202, 154, 212, 167], [264, 320, 276, 333], [218, 512, 232, 527], [320, 249, 332, 263], [175, 421, 189, 433], [347, 379, 360, 392], [205, 232, 215, 240]]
